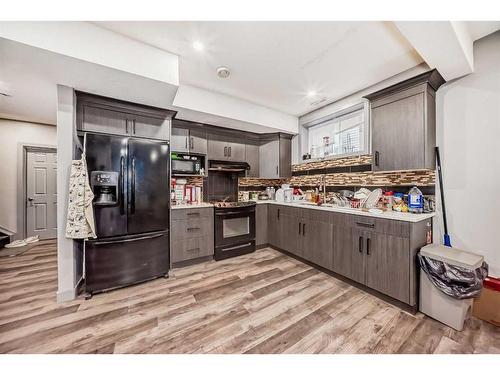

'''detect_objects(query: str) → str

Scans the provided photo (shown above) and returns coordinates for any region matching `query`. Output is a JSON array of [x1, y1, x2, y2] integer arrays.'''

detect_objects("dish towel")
[[65, 153, 97, 239]]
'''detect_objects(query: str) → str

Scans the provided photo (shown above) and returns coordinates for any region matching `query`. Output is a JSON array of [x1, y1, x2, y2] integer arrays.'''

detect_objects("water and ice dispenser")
[[90, 171, 119, 206]]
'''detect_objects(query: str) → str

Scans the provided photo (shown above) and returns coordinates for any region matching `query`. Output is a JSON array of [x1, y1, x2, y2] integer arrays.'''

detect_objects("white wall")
[[435, 31, 500, 277], [56, 85, 79, 302], [0, 119, 56, 234]]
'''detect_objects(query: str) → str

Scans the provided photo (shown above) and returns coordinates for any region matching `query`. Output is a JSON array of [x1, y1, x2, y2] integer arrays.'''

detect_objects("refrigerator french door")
[[84, 133, 170, 294]]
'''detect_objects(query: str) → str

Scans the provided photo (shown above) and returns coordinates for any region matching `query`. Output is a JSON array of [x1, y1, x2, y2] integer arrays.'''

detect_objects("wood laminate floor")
[[0, 240, 498, 354]]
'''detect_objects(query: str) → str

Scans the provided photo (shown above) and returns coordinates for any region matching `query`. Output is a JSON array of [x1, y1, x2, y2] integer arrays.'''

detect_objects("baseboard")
[[56, 276, 83, 303], [56, 288, 77, 303]]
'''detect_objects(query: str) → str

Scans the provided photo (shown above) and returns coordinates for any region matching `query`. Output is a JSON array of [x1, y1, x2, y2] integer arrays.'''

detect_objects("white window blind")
[[307, 107, 366, 158]]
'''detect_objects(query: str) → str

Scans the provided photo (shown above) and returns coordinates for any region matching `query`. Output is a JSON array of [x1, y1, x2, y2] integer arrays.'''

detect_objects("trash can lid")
[[420, 244, 484, 270]]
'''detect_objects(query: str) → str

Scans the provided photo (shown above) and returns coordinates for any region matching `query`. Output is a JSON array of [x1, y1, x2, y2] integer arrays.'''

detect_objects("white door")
[[26, 150, 57, 239]]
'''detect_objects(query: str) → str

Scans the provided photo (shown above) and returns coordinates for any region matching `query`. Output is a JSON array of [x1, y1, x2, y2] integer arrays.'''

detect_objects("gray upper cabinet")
[[208, 134, 246, 161], [76, 91, 174, 140], [245, 143, 260, 177], [171, 127, 190, 153], [189, 129, 208, 154], [365, 69, 445, 172], [171, 121, 208, 155], [259, 135, 292, 178], [259, 139, 280, 178]]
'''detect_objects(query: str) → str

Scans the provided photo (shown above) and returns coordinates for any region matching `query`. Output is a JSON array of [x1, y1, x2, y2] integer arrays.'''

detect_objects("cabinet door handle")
[[375, 151, 380, 167], [228, 147, 232, 157], [359, 236, 363, 253], [366, 238, 371, 255], [356, 222, 375, 228], [185, 137, 188, 149], [186, 247, 200, 253], [186, 212, 200, 216], [190, 137, 194, 149], [187, 227, 200, 231], [298, 222, 301, 235], [276, 165, 279, 176], [302, 223, 305, 236], [277, 209, 280, 220], [224, 146, 227, 156]]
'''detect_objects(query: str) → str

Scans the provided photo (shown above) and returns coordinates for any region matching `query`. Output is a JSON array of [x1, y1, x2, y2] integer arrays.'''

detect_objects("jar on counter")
[[383, 191, 394, 210]]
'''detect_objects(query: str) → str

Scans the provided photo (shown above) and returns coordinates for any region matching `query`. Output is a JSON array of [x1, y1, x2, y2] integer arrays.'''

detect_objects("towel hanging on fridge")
[[65, 152, 97, 239]]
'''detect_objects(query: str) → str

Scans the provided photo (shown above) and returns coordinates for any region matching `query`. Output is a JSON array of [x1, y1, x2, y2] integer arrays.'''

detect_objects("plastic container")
[[408, 186, 424, 213], [419, 244, 484, 331]]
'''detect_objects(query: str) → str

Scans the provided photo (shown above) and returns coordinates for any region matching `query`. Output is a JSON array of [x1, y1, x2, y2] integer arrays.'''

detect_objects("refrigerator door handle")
[[131, 156, 136, 214], [93, 233, 164, 246], [119, 156, 125, 215]]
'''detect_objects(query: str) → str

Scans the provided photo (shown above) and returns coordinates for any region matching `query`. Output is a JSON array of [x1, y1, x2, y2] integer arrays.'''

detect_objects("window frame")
[[303, 101, 371, 161]]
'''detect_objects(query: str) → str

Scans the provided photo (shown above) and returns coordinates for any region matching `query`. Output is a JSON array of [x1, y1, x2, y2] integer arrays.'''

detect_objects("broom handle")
[[435, 146, 449, 236]]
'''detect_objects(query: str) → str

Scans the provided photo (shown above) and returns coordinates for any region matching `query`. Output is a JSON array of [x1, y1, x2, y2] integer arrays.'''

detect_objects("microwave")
[[171, 154, 204, 175]]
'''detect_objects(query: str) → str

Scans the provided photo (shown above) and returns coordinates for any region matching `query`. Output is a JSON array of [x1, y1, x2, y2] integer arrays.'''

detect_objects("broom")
[[435, 146, 451, 247]]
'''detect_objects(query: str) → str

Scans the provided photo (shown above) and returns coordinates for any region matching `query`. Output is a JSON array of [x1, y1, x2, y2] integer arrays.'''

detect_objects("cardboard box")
[[472, 279, 500, 327]]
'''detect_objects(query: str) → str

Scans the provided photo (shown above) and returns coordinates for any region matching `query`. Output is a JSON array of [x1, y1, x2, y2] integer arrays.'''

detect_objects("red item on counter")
[[484, 277, 500, 292]]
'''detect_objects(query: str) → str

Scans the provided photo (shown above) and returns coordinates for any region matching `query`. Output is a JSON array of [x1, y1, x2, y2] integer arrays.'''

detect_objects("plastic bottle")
[[408, 186, 424, 214]]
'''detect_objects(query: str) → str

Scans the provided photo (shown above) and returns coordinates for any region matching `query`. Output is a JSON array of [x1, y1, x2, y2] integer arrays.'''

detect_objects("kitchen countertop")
[[171, 203, 214, 210], [253, 200, 435, 223]]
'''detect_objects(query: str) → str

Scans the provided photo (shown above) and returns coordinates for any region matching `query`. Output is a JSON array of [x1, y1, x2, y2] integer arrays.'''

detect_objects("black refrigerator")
[[84, 133, 170, 295]]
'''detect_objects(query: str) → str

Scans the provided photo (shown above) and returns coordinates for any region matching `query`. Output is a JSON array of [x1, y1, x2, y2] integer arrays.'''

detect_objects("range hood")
[[208, 160, 251, 172]]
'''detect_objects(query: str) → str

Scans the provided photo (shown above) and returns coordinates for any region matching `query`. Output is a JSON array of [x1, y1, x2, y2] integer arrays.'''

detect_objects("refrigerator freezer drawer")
[[84, 230, 169, 294]]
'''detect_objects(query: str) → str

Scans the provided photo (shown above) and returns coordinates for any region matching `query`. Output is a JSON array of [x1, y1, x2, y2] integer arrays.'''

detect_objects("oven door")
[[215, 206, 256, 247], [172, 159, 199, 175]]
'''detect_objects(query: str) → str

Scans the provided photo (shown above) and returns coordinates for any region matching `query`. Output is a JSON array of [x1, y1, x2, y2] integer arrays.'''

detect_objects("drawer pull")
[[359, 236, 363, 253], [356, 222, 375, 228], [366, 238, 371, 255], [186, 247, 200, 252], [187, 227, 200, 231], [186, 212, 201, 216]]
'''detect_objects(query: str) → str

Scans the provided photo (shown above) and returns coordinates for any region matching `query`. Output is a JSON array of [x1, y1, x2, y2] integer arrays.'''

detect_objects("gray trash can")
[[419, 244, 486, 331]]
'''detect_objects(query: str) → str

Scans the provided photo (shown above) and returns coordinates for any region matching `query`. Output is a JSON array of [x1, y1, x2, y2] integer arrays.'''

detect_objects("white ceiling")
[[95, 21, 425, 116]]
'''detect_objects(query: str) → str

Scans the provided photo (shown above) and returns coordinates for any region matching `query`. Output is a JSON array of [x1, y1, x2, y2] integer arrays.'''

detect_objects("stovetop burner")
[[211, 201, 257, 208]]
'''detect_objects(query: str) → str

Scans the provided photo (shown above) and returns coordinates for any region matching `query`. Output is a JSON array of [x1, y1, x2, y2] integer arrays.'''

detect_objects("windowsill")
[[298, 151, 370, 165]]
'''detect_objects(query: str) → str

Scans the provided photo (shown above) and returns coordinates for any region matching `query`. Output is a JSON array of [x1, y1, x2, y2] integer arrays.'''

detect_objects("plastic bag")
[[418, 253, 488, 300]]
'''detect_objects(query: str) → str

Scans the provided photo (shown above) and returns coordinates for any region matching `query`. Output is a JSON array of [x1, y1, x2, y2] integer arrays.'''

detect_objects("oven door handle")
[[215, 210, 255, 216], [220, 242, 253, 252]]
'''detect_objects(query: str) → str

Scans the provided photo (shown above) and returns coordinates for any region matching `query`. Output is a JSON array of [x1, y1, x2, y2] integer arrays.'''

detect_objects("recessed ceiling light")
[[217, 66, 231, 79], [193, 41, 204, 51], [307, 90, 317, 97]]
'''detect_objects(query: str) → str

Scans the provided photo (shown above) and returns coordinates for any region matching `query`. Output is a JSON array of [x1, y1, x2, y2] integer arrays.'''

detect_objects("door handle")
[[224, 146, 227, 157], [186, 212, 200, 216], [359, 236, 363, 253], [187, 227, 200, 231], [190, 137, 194, 149], [366, 238, 371, 255], [120, 156, 125, 215], [276, 165, 279, 176], [228, 147, 232, 157], [277, 209, 280, 220], [130, 156, 136, 215], [375, 151, 380, 167], [298, 222, 301, 235], [302, 223, 305, 236], [27, 197, 34, 206], [185, 137, 188, 150]]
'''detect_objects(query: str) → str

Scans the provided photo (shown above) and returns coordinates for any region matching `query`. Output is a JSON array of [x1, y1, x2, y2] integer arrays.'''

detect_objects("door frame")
[[16, 143, 57, 241]]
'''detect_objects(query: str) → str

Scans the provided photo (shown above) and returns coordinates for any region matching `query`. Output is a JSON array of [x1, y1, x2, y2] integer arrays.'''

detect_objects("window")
[[306, 103, 369, 159]]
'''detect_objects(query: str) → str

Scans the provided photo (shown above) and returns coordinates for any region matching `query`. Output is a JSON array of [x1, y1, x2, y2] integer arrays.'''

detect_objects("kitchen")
[[0, 7, 499, 369]]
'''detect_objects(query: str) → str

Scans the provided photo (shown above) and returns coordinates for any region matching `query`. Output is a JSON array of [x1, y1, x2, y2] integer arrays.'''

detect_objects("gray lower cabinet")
[[264, 204, 431, 307], [267, 205, 282, 249], [255, 204, 268, 246], [171, 207, 214, 265]]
